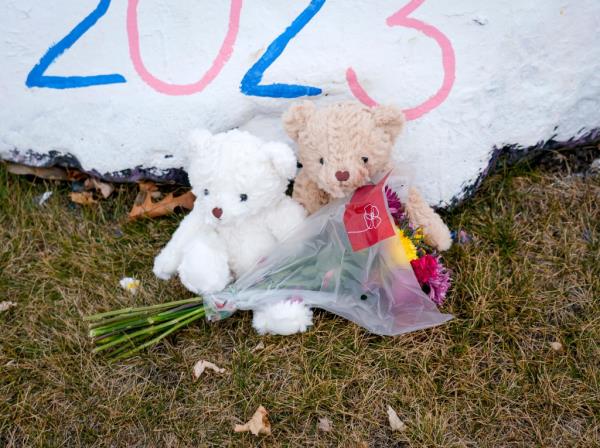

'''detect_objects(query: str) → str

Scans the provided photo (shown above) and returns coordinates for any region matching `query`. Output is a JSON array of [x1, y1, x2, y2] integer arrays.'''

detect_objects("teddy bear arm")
[[292, 171, 330, 214], [265, 196, 307, 242], [406, 187, 453, 251], [153, 208, 206, 279], [177, 228, 232, 294]]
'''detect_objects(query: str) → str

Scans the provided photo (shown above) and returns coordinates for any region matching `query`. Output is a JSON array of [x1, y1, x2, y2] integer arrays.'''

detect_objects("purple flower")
[[426, 258, 451, 305], [385, 186, 406, 224], [410, 254, 451, 305]]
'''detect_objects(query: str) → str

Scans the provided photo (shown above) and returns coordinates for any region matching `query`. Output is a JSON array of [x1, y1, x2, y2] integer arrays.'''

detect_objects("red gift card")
[[343, 173, 396, 251]]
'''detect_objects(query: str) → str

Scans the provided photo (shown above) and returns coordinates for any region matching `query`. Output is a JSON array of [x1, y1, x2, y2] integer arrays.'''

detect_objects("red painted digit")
[[347, 0, 456, 120], [127, 0, 242, 95]]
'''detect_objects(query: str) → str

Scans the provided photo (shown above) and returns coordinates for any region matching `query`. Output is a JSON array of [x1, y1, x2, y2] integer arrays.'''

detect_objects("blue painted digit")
[[26, 0, 126, 89], [240, 0, 325, 98]]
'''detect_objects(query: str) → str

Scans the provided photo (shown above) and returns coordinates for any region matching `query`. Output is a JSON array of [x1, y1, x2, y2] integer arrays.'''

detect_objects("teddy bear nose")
[[335, 170, 350, 182], [212, 207, 223, 219]]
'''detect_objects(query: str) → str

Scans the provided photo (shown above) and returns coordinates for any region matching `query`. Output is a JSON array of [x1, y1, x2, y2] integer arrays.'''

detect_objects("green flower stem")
[[102, 336, 145, 359], [84, 298, 202, 322], [89, 307, 200, 338], [92, 307, 205, 354], [109, 309, 207, 362], [89, 312, 156, 329], [89, 305, 194, 330], [92, 333, 124, 345]]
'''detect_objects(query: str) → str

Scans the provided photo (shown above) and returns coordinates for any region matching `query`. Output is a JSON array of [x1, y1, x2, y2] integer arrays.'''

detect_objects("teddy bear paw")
[[152, 251, 178, 280], [177, 253, 231, 294], [252, 300, 313, 335], [423, 224, 453, 252]]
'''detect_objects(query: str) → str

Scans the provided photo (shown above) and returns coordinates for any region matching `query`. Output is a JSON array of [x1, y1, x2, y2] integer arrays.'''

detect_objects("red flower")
[[410, 254, 438, 286], [411, 254, 451, 305]]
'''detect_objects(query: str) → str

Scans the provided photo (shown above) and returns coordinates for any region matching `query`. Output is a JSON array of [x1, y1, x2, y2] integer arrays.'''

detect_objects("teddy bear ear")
[[185, 129, 213, 187], [372, 105, 406, 142], [262, 141, 298, 179], [282, 100, 316, 141]]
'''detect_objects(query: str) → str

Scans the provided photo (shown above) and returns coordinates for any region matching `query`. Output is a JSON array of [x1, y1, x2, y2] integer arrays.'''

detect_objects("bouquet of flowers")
[[86, 171, 452, 361]]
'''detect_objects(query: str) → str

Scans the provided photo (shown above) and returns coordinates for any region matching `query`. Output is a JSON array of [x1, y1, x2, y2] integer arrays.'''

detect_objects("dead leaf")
[[6, 163, 67, 180], [139, 181, 158, 192], [251, 341, 265, 353], [550, 341, 563, 352], [192, 360, 226, 380], [128, 182, 195, 221], [318, 417, 332, 432], [84, 178, 114, 199], [387, 405, 406, 432], [0, 301, 17, 312], [66, 169, 87, 181], [234, 406, 271, 436], [70, 191, 97, 205]]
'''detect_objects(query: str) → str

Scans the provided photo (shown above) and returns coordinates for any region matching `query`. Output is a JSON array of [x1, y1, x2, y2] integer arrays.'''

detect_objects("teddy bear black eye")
[[362, 156, 369, 163], [204, 189, 209, 196], [319, 157, 324, 165], [240, 194, 248, 202]]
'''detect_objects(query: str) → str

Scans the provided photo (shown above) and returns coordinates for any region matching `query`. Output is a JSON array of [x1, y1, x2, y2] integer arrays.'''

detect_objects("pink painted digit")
[[347, 0, 456, 120], [127, 0, 242, 95]]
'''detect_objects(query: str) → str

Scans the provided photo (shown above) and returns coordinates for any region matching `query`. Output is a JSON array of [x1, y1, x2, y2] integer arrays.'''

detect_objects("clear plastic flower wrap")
[[203, 170, 452, 336], [86, 170, 452, 360]]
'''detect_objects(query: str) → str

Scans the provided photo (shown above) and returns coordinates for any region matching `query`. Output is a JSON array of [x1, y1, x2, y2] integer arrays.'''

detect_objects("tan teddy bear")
[[283, 100, 452, 251]]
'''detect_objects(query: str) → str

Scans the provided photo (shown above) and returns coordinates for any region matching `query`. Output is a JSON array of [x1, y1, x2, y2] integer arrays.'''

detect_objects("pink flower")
[[410, 254, 451, 305]]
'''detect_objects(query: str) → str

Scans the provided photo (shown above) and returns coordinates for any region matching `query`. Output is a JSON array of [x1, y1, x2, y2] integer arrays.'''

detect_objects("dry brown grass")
[[1, 160, 599, 447]]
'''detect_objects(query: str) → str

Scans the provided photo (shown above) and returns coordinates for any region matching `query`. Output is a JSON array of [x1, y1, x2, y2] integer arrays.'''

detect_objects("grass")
[[1, 156, 599, 447]]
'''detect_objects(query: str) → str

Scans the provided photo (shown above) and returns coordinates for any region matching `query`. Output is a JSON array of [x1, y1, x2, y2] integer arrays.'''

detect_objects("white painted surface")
[[1, 0, 599, 205]]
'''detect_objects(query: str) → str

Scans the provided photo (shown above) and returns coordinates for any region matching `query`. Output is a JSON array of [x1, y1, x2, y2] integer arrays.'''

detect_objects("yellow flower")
[[413, 228, 425, 242], [398, 230, 418, 261], [384, 227, 418, 266]]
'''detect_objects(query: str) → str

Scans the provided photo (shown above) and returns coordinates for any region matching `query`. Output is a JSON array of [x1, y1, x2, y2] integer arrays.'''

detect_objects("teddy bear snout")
[[335, 170, 350, 182], [211, 207, 223, 219]]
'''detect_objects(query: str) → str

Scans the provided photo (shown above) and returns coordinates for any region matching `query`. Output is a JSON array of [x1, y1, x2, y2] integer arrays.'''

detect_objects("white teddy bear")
[[153, 129, 312, 334]]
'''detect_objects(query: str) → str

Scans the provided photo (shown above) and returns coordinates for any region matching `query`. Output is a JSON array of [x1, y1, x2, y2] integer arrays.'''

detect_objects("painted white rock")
[[1, 0, 599, 205]]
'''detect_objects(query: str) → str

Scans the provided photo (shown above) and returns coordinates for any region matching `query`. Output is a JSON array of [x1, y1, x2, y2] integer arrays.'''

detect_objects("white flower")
[[119, 277, 140, 295]]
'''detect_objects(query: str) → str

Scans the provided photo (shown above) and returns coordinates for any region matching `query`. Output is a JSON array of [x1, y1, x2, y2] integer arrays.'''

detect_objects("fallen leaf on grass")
[[318, 417, 332, 432], [0, 301, 17, 312], [251, 341, 265, 353], [70, 191, 97, 205], [550, 341, 563, 352], [119, 277, 140, 295], [234, 406, 271, 436], [7, 163, 67, 180], [84, 178, 114, 199], [192, 360, 225, 380], [387, 405, 407, 432], [128, 182, 195, 220]]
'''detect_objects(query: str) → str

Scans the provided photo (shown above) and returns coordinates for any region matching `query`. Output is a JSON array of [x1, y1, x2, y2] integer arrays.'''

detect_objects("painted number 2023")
[[25, 0, 455, 120]]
